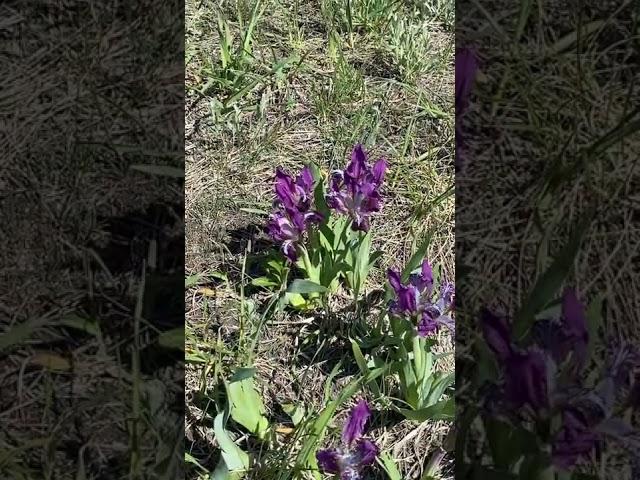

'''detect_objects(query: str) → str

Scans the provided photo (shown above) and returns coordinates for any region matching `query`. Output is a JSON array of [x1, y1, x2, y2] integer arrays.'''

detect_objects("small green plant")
[[386, 15, 432, 83], [385, 253, 455, 419], [314, 47, 365, 121], [321, 0, 400, 35], [262, 145, 386, 311], [212, 367, 270, 478]]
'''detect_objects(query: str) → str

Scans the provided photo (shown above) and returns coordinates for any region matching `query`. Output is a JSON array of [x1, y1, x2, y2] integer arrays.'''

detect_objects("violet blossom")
[[551, 407, 600, 469], [316, 400, 379, 480], [387, 260, 455, 337], [267, 166, 322, 262], [481, 308, 550, 411], [326, 144, 387, 232], [481, 288, 640, 469]]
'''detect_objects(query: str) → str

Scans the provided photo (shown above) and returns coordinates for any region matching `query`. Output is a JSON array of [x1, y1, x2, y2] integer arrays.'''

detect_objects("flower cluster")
[[455, 48, 478, 172], [387, 260, 455, 337], [481, 288, 640, 469], [266, 166, 323, 262], [316, 400, 379, 480], [326, 144, 387, 232]]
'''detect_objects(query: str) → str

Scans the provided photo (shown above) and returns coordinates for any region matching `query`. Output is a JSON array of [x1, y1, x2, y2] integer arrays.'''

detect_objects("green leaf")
[[399, 397, 454, 422], [350, 339, 381, 397], [518, 454, 553, 480], [60, 314, 101, 337], [239, 207, 269, 216], [185, 352, 208, 364], [310, 163, 331, 222], [353, 231, 372, 297], [368, 250, 383, 268], [283, 292, 307, 309], [158, 328, 184, 351], [229, 367, 258, 383], [251, 277, 278, 288], [213, 413, 249, 473], [401, 232, 434, 282], [378, 451, 402, 480], [281, 403, 305, 426], [424, 372, 454, 407], [485, 419, 540, 469], [513, 216, 592, 340], [226, 369, 269, 439], [286, 279, 328, 294], [185, 274, 202, 288], [331, 216, 350, 251], [0, 317, 50, 353], [547, 21, 605, 55], [185, 452, 208, 472]]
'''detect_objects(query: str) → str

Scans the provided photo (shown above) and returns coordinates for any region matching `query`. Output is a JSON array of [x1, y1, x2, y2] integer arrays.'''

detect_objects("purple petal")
[[387, 269, 402, 292], [440, 282, 454, 307], [372, 158, 387, 185], [418, 314, 439, 337], [561, 289, 587, 337], [351, 215, 370, 232], [354, 438, 379, 466], [347, 144, 367, 181], [275, 167, 297, 209], [298, 166, 314, 192], [316, 448, 340, 474], [552, 408, 598, 470], [267, 213, 297, 242], [550, 288, 589, 367], [410, 260, 434, 295], [326, 191, 348, 213], [342, 400, 371, 446], [396, 285, 418, 313], [421, 260, 434, 286], [330, 170, 345, 191], [504, 349, 549, 410], [480, 308, 513, 362], [361, 190, 382, 214], [290, 210, 307, 233], [455, 48, 478, 115], [340, 468, 360, 480], [282, 240, 297, 262], [304, 210, 324, 224]]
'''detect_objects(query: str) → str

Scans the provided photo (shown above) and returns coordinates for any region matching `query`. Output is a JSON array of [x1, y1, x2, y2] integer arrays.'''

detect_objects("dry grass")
[[1, 1, 183, 478], [456, 0, 640, 476], [185, 0, 455, 477]]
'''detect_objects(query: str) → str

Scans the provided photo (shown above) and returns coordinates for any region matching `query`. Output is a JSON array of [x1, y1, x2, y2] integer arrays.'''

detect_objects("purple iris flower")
[[326, 144, 387, 232], [548, 288, 589, 369], [552, 407, 599, 470], [316, 400, 379, 480], [267, 166, 322, 262], [455, 48, 478, 172], [388, 260, 455, 337], [481, 289, 640, 471], [481, 309, 550, 411]]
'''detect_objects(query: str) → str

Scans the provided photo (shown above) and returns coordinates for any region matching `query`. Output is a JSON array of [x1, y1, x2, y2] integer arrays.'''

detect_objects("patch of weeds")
[[407, 0, 454, 29], [313, 44, 366, 122], [385, 14, 434, 83], [320, 0, 401, 36]]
